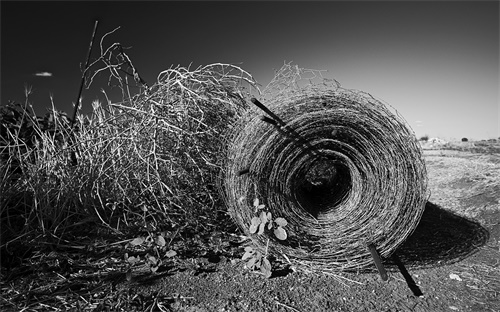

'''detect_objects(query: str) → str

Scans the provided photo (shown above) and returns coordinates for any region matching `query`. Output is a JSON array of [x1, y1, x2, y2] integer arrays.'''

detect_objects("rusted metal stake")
[[251, 98, 285, 127], [367, 243, 388, 281], [260, 115, 278, 126], [251, 98, 319, 158], [237, 168, 250, 176], [392, 253, 423, 296]]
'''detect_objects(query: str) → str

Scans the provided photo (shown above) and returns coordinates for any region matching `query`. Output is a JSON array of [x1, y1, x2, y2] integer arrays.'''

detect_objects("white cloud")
[[34, 71, 53, 77]]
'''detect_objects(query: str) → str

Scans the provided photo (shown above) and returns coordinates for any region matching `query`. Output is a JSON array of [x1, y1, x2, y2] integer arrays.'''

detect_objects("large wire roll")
[[223, 87, 428, 271]]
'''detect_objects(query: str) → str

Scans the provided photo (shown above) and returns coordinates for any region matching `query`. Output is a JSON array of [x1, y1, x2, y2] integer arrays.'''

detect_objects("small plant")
[[242, 245, 272, 278], [249, 210, 288, 240], [124, 231, 177, 280], [241, 198, 288, 278], [461, 137, 468, 142], [249, 197, 288, 240]]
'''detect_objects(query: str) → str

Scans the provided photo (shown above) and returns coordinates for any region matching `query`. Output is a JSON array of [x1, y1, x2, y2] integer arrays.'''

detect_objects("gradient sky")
[[1, 1, 498, 140]]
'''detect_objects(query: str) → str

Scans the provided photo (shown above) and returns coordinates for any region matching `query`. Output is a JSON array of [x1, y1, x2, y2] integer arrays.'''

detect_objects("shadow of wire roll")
[[389, 201, 490, 268], [222, 88, 429, 272]]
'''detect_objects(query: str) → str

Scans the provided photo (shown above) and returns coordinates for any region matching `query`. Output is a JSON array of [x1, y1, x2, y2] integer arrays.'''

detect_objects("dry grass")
[[0, 61, 261, 311], [1, 63, 258, 246], [1, 27, 263, 310]]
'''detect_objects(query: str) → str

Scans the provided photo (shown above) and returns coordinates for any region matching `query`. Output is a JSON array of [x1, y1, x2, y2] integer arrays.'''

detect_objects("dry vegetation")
[[1, 30, 498, 311], [1, 63, 258, 247], [1, 32, 262, 309]]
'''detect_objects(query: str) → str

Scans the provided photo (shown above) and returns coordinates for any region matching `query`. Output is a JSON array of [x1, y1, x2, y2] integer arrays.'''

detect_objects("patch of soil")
[[112, 149, 500, 312]]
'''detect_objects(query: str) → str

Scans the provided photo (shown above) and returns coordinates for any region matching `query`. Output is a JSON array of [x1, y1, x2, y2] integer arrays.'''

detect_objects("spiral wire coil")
[[223, 87, 428, 271]]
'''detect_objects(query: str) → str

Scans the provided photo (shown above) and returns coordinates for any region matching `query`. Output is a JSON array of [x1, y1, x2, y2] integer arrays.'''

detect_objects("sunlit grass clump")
[[0, 63, 258, 254]]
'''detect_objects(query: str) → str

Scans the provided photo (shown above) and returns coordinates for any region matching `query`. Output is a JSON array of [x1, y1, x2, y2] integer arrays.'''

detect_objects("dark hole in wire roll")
[[294, 159, 351, 218]]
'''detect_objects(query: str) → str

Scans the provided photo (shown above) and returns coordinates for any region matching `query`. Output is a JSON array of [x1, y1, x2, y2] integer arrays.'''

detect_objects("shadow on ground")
[[386, 201, 490, 268]]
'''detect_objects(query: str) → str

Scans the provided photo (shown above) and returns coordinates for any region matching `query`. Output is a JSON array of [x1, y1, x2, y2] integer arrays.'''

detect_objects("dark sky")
[[1, 0, 498, 140]]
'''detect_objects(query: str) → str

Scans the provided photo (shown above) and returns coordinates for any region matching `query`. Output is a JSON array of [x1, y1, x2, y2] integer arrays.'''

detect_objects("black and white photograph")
[[1, 1, 499, 311]]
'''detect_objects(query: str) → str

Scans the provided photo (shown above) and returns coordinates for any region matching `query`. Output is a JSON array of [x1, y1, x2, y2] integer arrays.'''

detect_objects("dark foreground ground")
[[117, 148, 500, 312], [1, 144, 499, 312]]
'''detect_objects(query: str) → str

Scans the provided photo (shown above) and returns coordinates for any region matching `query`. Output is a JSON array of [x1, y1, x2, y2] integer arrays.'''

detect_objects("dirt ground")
[[1, 143, 498, 312], [117, 146, 500, 312]]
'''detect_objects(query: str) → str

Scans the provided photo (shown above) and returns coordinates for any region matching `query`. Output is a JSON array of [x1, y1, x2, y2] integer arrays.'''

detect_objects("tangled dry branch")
[[76, 63, 261, 229]]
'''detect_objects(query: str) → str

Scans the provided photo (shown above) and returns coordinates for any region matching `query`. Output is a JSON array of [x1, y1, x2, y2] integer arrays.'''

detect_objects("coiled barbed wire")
[[222, 86, 428, 272]]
